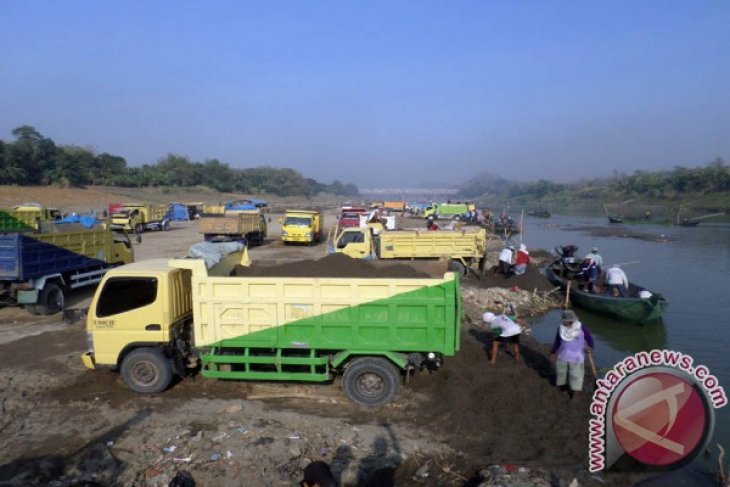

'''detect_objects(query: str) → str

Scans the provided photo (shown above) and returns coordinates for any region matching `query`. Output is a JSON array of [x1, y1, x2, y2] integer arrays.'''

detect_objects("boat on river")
[[544, 262, 668, 324]]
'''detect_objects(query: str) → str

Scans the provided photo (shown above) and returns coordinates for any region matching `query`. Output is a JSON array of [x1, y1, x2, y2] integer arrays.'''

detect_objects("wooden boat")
[[527, 210, 551, 218], [544, 263, 668, 324]]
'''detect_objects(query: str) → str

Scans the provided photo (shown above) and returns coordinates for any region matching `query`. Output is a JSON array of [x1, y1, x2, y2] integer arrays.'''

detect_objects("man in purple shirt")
[[550, 309, 594, 395]]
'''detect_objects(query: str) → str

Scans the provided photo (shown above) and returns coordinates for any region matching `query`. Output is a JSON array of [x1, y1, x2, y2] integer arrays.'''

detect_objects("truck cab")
[[82, 260, 193, 392], [331, 227, 375, 259], [338, 207, 366, 228], [281, 210, 322, 244]]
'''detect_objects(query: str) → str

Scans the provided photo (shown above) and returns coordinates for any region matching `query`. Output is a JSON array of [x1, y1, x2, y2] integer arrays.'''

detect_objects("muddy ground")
[[0, 206, 652, 486]]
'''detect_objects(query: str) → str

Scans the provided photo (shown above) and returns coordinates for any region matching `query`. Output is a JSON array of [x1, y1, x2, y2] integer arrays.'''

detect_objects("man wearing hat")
[[550, 309, 594, 395], [483, 310, 524, 364]]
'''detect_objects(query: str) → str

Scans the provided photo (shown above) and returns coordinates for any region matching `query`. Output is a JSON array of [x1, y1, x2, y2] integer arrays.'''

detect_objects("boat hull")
[[544, 265, 668, 324]]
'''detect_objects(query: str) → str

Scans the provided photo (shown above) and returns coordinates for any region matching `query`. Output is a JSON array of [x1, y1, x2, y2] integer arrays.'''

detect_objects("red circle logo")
[[611, 371, 708, 466]]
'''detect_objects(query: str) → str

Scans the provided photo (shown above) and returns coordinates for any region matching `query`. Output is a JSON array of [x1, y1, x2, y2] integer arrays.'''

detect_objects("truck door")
[[336, 230, 369, 258]]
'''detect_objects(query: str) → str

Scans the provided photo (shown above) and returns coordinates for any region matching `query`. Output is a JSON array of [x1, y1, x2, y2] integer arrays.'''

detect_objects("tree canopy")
[[0, 126, 359, 197]]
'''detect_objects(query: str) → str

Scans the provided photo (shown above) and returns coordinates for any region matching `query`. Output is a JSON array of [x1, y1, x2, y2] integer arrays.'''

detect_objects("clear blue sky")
[[1, 1, 728, 186]]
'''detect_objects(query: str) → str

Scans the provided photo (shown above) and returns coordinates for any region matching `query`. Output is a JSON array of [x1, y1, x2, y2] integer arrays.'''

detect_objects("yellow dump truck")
[[80, 250, 461, 405], [328, 227, 488, 276], [281, 209, 323, 244], [0, 204, 63, 231], [1, 223, 134, 314], [197, 211, 267, 245], [110, 203, 171, 233]]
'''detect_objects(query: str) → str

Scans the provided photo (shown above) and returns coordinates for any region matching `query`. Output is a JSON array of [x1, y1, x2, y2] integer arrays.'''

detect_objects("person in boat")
[[575, 258, 598, 292], [514, 243, 530, 275], [496, 245, 515, 276], [550, 309, 594, 396], [605, 265, 629, 297], [483, 311, 524, 364], [582, 247, 602, 289]]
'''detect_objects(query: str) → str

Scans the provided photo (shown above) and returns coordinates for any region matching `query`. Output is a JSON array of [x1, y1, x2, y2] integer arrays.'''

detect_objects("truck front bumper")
[[81, 352, 96, 370]]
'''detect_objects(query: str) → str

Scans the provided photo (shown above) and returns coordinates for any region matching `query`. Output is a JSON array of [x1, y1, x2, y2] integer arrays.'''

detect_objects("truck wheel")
[[38, 282, 65, 315], [342, 357, 400, 406], [448, 260, 466, 277], [121, 348, 173, 394], [163, 221, 170, 231]]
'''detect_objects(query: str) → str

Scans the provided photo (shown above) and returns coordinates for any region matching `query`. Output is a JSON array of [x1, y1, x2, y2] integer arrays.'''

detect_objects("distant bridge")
[[359, 188, 459, 196]]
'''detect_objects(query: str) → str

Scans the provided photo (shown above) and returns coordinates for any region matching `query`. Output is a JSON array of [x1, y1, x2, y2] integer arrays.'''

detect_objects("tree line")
[[457, 159, 730, 203], [0, 125, 359, 197]]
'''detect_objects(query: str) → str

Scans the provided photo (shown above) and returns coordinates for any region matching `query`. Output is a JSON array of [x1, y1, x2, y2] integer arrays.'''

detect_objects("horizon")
[[1, 1, 728, 187]]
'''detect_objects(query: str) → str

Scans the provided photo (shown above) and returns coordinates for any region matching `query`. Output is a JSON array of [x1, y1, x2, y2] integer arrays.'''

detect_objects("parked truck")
[[383, 201, 406, 212], [0, 204, 63, 231], [338, 207, 367, 228], [197, 211, 267, 245], [0, 223, 134, 314], [80, 250, 461, 405], [423, 203, 475, 220], [329, 227, 488, 276], [280, 209, 323, 244], [110, 203, 171, 233]]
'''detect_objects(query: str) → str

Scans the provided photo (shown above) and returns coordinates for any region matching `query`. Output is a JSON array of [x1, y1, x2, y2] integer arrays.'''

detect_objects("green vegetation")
[[458, 161, 730, 215], [0, 126, 358, 197]]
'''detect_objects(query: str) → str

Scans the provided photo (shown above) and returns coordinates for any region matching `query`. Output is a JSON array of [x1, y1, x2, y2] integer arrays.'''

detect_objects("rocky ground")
[[0, 190, 656, 486]]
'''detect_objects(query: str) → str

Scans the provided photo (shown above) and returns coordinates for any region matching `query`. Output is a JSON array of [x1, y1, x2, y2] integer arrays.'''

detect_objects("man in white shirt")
[[496, 246, 515, 276], [483, 311, 524, 364], [605, 265, 629, 297]]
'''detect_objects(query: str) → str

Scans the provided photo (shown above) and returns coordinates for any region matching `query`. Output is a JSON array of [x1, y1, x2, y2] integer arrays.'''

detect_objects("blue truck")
[[0, 224, 135, 315]]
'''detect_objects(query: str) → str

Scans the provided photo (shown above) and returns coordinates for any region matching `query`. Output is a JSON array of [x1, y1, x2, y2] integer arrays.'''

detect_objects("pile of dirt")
[[406, 324, 593, 473], [231, 253, 430, 278], [463, 264, 556, 293]]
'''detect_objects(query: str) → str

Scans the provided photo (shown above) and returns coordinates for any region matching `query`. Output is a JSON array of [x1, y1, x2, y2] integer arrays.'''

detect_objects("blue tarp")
[[55, 215, 99, 228], [168, 203, 190, 221], [225, 199, 268, 210]]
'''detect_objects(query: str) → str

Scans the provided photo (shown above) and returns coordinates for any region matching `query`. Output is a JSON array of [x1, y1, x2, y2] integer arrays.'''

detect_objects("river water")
[[516, 214, 730, 476]]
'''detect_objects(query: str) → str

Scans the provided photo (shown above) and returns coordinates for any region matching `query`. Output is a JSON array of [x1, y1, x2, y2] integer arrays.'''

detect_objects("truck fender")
[[32, 273, 64, 290], [331, 351, 408, 370]]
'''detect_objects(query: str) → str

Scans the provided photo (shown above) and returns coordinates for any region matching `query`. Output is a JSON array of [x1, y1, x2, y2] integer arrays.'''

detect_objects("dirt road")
[[0, 214, 619, 486]]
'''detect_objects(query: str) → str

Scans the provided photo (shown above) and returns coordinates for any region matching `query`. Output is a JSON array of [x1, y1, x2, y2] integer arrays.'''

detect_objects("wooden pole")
[[564, 280, 572, 308], [519, 209, 525, 245]]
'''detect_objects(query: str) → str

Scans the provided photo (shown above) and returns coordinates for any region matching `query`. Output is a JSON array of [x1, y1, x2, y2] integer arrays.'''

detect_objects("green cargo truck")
[[81, 251, 461, 405], [0, 204, 63, 231], [423, 203, 475, 220]]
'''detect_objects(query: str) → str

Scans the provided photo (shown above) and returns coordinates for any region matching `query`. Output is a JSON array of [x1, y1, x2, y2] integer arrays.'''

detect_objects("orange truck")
[[383, 201, 406, 212]]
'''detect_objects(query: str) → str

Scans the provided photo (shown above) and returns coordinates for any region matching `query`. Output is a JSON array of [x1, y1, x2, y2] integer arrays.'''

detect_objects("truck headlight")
[[306, 233, 312, 238], [282, 231, 288, 237]]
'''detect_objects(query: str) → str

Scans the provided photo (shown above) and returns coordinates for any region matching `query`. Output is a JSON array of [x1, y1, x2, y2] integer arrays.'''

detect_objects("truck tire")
[[163, 220, 170, 231], [121, 348, 173, 394], [342, 357, 400, 406], [38, 282, 65, 315], [448, 260, 466, 277]]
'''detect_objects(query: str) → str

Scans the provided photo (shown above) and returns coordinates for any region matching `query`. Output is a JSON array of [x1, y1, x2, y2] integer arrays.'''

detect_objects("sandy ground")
[[0, 199, 645, 486]]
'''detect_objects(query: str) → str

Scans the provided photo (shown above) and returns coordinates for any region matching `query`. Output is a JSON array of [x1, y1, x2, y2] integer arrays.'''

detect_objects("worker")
[[496, 245, 514, 276], [575, 258, 598, 292], [550, 309, 594, 396], [605, 265, 629, 297], [514, 243, 530, 275], [483, 311, 523, 364], [427, 218, 440, 231]]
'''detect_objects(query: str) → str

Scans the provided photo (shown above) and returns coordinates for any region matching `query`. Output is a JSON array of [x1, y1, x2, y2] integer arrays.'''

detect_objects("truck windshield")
[[337, 231, 365, 248], [96, 277, 158, 317], [284, 217, 312, 226], [341, 212, 360, 220]]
